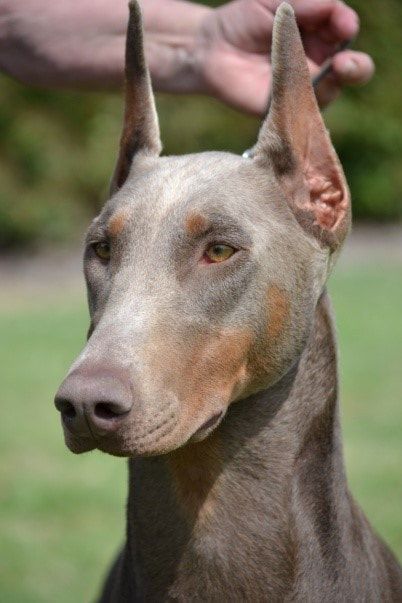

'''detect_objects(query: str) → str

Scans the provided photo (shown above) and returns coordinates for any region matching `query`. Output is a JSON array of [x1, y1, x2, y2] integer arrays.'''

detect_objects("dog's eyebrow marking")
[[184, 212, 210, 237], [107, 208, 130, 237]]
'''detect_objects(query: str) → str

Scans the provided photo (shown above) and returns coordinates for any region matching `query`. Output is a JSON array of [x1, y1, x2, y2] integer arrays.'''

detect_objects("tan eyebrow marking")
[[107, 208, 130, 237], [184, 212, 210, 237]]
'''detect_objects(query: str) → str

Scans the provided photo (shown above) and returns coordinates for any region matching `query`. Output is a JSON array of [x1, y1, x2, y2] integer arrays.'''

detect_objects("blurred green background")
[[0, 0, 401, 601], [0, 0, 401, 249]]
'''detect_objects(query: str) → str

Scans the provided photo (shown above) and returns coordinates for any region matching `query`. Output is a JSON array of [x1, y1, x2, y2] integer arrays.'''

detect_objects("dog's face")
[[55, 2, 350, 457]]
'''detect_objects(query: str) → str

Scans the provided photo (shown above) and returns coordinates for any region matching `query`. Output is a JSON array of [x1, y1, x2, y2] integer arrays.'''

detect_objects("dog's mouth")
[[189, 411, 225, 443], [63, 432, 97, 454], [62, 407, 226, 457]]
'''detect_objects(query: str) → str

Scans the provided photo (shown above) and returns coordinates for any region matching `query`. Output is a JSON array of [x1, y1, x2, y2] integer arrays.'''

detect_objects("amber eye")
[[93, 241, 110, 261], [204, 244, 236, 263]]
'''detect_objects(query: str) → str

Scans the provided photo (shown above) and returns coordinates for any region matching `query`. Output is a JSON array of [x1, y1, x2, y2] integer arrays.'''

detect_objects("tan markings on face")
[[266, 284, 290, 341], [247, 285, 291, 385], [107, 208, 130, 237], [176, 329, 253, 413], [184, 212, 209, 237], [145, 327, 252, 451], [167, 431, 222, 521]]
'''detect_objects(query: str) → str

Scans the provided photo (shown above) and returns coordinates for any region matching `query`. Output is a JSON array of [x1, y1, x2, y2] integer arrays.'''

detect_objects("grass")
[[0, 262, 401, 602]]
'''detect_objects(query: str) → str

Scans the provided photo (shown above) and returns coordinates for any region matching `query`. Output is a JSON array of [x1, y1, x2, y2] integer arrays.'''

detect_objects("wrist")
[[141, 0, 213, 94]]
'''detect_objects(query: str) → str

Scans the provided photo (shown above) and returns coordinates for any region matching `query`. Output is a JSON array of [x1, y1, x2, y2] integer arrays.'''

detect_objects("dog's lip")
[[197, 411, 224, 433], [64, 408, 225, 456], [64, 433, 97, 454], [85, 411, 181, 457], [190, 410, 225, 442]]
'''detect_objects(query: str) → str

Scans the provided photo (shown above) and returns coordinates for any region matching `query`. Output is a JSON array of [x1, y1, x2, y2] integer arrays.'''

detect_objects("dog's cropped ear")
[[254, 3, 350, 251], [110, 0, 161, 194]]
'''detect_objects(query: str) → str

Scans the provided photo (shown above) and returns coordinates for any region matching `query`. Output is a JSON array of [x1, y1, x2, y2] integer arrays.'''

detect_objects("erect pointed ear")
[[254, 3, 350, 251], [110, 0, 161, 194]]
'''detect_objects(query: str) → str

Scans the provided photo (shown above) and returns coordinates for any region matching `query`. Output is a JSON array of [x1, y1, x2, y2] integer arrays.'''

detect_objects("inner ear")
[[300, 134, 348, 231]]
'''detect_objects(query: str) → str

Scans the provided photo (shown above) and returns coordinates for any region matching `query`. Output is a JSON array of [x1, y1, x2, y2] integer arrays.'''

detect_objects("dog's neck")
[[124, 291, 351, 599]]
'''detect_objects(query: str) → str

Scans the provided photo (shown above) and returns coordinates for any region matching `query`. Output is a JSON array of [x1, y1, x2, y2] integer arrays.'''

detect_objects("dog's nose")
[[54, 365, 133, 436]]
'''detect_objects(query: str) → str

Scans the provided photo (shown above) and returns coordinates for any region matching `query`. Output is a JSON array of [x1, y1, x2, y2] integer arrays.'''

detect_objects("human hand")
[[194, 0, 375, 114]]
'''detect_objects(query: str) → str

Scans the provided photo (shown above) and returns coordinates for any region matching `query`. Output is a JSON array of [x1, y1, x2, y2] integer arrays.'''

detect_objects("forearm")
[[0, 0, 210, 91], [142, 0, 210, 93]]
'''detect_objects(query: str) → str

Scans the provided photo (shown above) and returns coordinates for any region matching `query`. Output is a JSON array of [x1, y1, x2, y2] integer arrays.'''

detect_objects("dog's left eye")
[[204, 244, 236, 263], [92, 241, 111, 261]]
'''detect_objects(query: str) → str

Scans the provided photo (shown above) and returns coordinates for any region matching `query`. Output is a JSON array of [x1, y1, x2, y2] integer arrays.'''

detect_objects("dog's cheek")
[[144, 326, 253, 431], [245, 285, 292, 389]]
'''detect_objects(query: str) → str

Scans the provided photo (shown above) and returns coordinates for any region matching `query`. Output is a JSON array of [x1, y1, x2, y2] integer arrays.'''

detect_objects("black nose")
[[54, 365, 133, 436]]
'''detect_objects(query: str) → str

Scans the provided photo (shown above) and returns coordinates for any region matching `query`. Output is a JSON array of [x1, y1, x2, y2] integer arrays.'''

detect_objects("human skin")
[[0, 0, 374, 114]]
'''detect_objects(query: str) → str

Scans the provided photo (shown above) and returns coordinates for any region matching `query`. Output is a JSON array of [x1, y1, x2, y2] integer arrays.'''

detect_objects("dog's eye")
[[92, 241, 111, 261], [204, 244, 236, 263]]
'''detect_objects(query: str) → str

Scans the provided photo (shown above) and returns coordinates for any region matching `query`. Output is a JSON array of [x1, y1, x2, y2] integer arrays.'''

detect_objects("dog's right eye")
[[92, 241, 111, 262], [203, 244, 236, 264]]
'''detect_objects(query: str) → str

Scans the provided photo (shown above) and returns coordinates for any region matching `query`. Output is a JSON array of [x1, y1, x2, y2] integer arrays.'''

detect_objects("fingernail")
[[341, 59, 358, 76]]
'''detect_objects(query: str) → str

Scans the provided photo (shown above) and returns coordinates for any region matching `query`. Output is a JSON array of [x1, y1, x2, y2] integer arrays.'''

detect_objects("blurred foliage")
[[0, 0, 401, 248]]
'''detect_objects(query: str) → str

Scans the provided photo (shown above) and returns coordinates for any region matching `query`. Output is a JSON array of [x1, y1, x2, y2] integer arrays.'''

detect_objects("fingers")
[[273, 0, 367, 69], [285, 0, 359, 41], [332, 50, 375, 85], [310, 50, 375, 108], [318, 0, 359, 43], [324, 0, 360, 41], [200, 0, 374, 115]]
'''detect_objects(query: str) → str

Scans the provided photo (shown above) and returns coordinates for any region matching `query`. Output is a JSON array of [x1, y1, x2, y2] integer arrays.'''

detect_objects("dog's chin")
[[64, 434, 97, 455]]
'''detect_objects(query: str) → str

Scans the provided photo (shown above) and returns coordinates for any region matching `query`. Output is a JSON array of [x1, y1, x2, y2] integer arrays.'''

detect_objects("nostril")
[[94, 401, 130, 421], [94, 402, 118, 420], [56, 398, 77, 420]]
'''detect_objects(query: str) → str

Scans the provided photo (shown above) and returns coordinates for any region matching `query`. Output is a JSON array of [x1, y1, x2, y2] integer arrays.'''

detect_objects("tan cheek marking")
[[184, 212, 209, 236], [178, 329, 253, 411], [266, 284, 290, 340], [151, 329, 252, 410], [107, 208, 130, 237], [247, 285, 290, 383]]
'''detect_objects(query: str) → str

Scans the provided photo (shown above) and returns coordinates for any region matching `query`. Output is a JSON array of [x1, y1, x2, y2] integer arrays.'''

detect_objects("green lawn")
[[1, 263, 401, 602]]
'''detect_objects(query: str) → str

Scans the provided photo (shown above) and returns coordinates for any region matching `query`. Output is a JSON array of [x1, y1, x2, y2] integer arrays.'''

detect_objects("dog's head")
[[55, 2, 350, 457]]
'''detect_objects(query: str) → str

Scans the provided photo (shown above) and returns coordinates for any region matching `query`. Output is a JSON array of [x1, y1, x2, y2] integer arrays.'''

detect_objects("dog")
[[55, 2, 402, 600]]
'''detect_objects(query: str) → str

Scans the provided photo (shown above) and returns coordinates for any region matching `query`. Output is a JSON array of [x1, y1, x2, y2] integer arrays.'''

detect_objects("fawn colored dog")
[[55, 2, 402, 600]]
